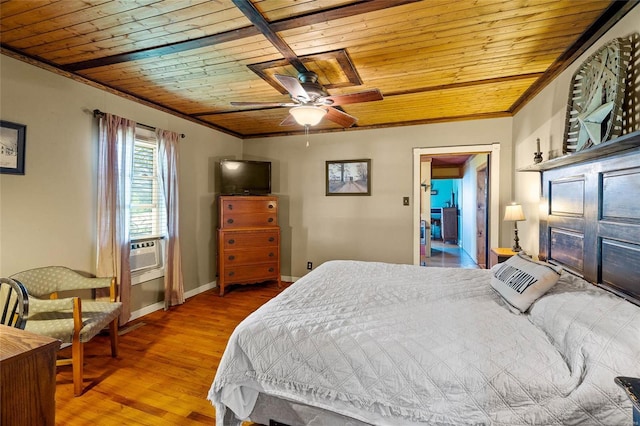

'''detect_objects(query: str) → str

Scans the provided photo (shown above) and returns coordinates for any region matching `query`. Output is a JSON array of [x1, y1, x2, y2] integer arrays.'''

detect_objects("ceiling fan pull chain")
[[305, 124, 310, 147]]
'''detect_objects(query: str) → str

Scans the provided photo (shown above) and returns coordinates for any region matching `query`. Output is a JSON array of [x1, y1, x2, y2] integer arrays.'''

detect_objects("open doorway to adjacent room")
[[412, 144, 501, 268]]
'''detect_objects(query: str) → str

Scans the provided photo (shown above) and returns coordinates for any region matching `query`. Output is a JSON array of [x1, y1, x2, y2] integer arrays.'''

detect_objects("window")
[[130, 127, 166, 283], [131, 129, 166, 240]]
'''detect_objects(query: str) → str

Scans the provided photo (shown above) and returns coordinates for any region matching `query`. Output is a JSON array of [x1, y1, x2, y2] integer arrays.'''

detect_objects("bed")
[[208, 135, 640, 425]]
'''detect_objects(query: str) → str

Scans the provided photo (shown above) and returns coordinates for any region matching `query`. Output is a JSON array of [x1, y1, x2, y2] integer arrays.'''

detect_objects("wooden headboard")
[[535, 130, 640, 305]]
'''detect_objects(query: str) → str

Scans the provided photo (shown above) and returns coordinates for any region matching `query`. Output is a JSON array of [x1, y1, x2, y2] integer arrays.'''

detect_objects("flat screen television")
[[220, 160, 271, 195]]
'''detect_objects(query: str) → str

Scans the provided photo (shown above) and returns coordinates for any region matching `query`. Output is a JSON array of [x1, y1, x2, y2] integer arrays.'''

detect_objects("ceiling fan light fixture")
[[289, 105, 327, 126]]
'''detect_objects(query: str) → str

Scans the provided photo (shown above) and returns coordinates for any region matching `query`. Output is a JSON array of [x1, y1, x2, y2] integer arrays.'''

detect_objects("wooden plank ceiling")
[[1, 0, 635, 139]]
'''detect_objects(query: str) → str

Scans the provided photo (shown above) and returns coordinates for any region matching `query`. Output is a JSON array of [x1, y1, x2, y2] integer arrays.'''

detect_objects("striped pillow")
[[491, 253, 563, 313]]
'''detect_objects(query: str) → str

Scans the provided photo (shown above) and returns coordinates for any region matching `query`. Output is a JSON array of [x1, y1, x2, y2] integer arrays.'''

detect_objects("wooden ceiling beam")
[[384, 73, 545, 97], [61, 26, 260, 72], [62, 0, 421, 72], [232, 0, 306, 73], [188, 72, 541, 116], [268, 0, 421, 33]]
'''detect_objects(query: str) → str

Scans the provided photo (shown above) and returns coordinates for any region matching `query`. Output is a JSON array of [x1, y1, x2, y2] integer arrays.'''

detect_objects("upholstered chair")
[[10, 266, 122, 396]]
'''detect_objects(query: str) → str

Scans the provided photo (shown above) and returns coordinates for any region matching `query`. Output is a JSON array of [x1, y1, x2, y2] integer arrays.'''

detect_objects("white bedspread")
[[208, 260, 640, 425]]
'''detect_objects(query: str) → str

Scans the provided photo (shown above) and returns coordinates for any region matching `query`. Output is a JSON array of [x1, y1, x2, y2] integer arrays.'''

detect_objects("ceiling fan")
[[231, 71, 383, 128]]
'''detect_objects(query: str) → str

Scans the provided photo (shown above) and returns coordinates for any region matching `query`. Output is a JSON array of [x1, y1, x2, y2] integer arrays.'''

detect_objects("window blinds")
[[130, 129, 166, 240]]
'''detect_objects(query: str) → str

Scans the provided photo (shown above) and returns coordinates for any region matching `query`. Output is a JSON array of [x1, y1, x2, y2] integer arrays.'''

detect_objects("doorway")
[[412, 144, 501, 266]]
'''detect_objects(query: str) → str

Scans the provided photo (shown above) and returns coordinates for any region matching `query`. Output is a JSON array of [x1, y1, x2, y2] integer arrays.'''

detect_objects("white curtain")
[[96, 113, 135, 325], [156, 129, 185, 308]]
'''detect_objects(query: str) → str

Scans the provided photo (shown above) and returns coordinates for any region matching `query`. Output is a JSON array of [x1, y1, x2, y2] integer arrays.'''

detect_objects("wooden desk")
[[1, 325, 60, 426], [489, 247, 518, 267]]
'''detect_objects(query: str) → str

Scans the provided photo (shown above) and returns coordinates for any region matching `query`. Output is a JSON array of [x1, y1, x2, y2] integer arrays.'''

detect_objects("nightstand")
[[489, 248, 518, 267]]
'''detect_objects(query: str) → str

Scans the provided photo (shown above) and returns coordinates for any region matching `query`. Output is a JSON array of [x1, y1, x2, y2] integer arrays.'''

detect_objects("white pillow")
[[490, 253, 562, 313]]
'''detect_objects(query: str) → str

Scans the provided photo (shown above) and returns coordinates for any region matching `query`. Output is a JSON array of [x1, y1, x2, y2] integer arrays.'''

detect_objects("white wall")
[[512, 6, 640, 257], [0, 55, 242, 312], [243, 118, 513, 278]]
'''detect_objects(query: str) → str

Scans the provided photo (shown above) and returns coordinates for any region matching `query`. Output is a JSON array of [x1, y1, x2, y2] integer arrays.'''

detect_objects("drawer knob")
[[227, 218, 234, 224], [268, 267, 274, 272], [268, 237, 274, 242], [268, 218, 274, 223], [227, 204, 233, 210], [228, 239, 235, 244], [228, 255, 235, 260], [228, 271, 235, 276], [268, 204, 274, 209], [269, 252, 274, 257]]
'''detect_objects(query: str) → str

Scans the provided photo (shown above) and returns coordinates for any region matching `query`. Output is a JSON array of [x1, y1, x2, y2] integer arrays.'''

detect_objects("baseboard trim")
[[129, 280, 217, 321], [128, 274, 301, 322]]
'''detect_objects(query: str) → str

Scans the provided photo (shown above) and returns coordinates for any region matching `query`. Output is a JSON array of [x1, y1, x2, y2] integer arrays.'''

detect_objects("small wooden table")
[[1, 325, 60, 426], [489, 247, 519, 267]]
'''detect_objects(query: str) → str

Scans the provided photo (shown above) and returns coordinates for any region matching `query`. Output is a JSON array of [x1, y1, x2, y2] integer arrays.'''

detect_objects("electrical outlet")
[[307, 261, 313, 270], [403, 196, 410, 206]]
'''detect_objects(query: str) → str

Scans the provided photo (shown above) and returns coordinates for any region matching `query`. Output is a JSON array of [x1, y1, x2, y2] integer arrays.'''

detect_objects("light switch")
[[403, 197, 410, 206]]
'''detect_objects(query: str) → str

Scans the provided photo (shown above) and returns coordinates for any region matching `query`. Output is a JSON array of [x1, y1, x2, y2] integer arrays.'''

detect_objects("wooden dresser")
[[1, 325, 60, 426], [441, 207, 458, 244], [217, 195, 280, 296]]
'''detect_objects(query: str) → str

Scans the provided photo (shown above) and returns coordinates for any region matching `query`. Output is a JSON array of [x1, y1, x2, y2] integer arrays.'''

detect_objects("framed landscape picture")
[[326, 159, 371, 196], [0, 120, 26, 175]]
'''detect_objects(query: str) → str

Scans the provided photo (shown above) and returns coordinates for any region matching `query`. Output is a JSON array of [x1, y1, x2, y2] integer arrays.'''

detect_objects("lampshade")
[[504, 203, 526, 222], [289, 105, 327, 126]]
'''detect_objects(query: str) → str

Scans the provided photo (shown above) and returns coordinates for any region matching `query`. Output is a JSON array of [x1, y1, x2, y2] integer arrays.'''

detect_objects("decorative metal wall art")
[[563, 37, 632, 153]]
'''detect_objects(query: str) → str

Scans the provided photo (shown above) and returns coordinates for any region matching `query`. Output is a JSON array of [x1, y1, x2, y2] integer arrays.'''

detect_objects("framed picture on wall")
[[326, 159, 371, 196], [0, 120, 26, 175]]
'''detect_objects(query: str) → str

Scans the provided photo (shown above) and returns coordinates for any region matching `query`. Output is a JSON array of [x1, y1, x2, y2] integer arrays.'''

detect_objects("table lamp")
[[504, 203, 526, 252]]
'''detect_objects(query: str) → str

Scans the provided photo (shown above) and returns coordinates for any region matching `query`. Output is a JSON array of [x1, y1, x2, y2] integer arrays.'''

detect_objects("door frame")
[[475, 163, 489, 268], [420, 158, 432, 257], [412, 144, 501, 266]]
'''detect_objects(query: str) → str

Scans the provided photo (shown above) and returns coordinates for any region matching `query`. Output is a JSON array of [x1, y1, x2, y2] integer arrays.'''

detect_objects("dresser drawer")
[[222, 247, 278, 266], [220, 197, 277, 214], [221, 230, 279, 249], [222, 263, 279, 284], [221, 212, 277, 228]]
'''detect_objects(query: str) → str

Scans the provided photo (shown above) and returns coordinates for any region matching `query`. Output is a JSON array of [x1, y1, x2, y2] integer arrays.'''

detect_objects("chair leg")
[[72, 338, 84, 396], [109, 318, 119, 358]]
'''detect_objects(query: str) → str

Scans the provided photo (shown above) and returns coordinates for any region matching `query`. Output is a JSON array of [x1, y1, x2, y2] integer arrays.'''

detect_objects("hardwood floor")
[[421, 240, 480, 268], [54, 281, 290, 425]]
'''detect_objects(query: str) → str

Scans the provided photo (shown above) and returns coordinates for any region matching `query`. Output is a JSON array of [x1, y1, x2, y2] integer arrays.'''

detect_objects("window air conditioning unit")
[[130, 240, 161, 272]]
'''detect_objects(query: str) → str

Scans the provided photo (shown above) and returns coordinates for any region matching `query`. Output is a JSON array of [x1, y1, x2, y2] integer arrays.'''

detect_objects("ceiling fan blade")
[[279, 114, 298, 127], [275, 74, 309, 102], [325, 107, 358, 128], [323, 89, 383, 106], [231, 101, 294, 107]]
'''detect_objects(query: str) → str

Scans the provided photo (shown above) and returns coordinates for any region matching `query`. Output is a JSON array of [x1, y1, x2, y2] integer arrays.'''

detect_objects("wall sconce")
[[504, 203, 526, 252], [289, 105, 327, 126]]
